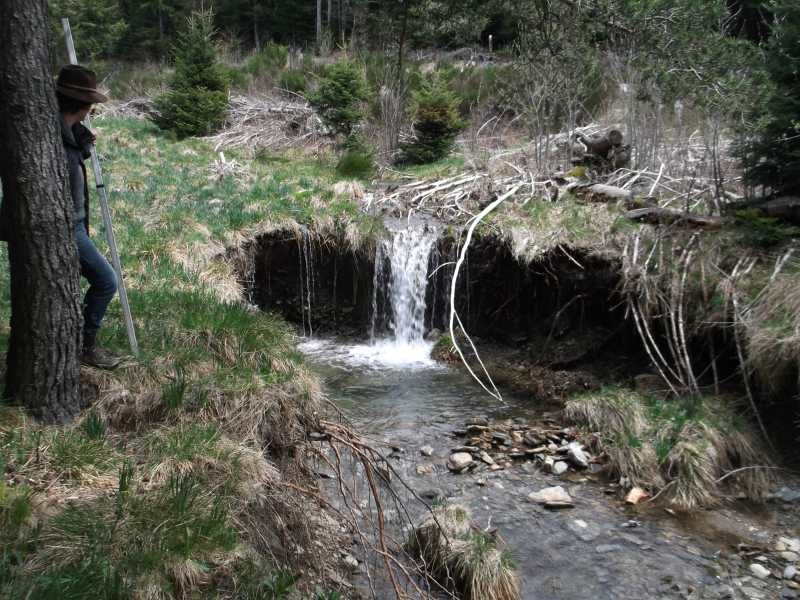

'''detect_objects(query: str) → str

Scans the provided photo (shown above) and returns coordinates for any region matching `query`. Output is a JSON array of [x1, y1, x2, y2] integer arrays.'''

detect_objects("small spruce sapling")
[[401, 76, 464, 164], [154, 9, 229, 138]]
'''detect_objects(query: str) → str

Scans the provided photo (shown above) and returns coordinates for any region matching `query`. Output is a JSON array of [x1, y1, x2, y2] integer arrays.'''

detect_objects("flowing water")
[[297, 222, 783, 600]]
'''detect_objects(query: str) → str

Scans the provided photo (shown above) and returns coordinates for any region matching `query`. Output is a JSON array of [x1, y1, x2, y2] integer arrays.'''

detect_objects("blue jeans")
[[75, 221, 117, 347]]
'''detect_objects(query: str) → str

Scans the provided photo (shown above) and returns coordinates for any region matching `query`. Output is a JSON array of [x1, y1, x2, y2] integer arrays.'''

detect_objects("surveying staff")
[[57, 65, 122, 369]]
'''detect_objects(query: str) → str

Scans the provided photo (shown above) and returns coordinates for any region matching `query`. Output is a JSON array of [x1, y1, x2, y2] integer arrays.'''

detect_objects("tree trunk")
[[252, 0, 260, 51], [316, 0, 323, 50], [0, 0, 83, 422]]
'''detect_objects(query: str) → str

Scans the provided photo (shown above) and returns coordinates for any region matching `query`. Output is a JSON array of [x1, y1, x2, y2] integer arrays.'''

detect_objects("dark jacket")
[[60, 115, 93, 233]]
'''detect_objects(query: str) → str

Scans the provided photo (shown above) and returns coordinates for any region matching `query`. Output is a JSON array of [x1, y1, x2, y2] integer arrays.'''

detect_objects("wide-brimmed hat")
[[56, 65, 108, 104]]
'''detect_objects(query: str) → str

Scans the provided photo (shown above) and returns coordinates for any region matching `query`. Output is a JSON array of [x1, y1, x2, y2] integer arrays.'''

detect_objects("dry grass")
[[565, 387, 773, 510], [406, 504, 521, 600]]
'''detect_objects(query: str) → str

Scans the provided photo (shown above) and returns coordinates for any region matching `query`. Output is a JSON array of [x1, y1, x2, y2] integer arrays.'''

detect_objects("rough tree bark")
[[0, 0, 83, 422]]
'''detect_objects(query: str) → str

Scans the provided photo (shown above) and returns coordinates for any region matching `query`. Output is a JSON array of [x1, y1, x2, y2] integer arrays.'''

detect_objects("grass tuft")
[[565, 386, 773, 509], [406, 504, 521, 600]]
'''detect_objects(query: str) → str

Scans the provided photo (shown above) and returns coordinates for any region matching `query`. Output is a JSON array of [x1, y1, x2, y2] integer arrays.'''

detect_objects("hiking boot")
[[81, 345, 124, 370]]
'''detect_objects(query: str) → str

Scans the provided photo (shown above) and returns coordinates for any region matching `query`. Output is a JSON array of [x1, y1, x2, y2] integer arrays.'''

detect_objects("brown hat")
[[56, 65, 108, 104]]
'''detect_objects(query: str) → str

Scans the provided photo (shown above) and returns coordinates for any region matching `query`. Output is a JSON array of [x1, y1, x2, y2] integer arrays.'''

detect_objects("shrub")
[[400, 77, 464, 164], [278, 70, 307, 94], [243, 43, 289, 79], [336, 135, 375, 179], [308, 61, 370, 140], [154, 9, 229, 138]]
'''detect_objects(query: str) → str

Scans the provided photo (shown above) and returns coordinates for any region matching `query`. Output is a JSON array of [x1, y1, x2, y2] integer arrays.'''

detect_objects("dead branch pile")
[[95, 97, 157, 120], [207, 94, 324, 155]]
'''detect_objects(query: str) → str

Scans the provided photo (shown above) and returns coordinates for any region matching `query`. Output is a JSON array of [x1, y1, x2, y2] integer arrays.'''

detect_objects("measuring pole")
[[62, 18, 139, 356]]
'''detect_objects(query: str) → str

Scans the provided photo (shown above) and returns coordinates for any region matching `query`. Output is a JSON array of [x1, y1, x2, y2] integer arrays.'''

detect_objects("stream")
[[284, 220, 795, 599], [301, 337, 787, 600]]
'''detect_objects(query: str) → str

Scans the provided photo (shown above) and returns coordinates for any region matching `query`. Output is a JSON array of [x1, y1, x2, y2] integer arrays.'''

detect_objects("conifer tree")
[[741, 1, 800, 196], [154, 9, 229, 138]]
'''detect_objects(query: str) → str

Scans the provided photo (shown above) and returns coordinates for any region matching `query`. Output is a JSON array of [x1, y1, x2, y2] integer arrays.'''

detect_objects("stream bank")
[[235, 216, 800, 598]]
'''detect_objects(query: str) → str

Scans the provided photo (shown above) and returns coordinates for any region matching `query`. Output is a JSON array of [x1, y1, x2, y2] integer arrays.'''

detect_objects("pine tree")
[[740, 1, 800, 196], [49, 0, 128, 60], [154, 9, 229, 138]]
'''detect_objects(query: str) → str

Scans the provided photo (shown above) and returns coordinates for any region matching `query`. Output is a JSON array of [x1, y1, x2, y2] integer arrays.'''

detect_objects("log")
[[625, 207, 726, 228], [577, 184, 633, 202]]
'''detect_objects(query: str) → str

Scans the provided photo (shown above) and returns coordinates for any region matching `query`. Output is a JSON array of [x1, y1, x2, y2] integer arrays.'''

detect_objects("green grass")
[[0, 117, 364, 598]]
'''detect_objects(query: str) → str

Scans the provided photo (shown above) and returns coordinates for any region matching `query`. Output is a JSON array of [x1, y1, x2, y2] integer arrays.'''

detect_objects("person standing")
[[56, 65, 122, 369]]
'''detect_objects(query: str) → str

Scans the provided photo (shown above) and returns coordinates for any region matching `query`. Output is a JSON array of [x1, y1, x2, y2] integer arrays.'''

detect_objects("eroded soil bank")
[[237, 226, 800, 599]]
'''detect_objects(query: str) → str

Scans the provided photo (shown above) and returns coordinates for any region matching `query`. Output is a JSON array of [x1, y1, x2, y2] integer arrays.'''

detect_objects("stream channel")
[[283, 220, 787, 600]]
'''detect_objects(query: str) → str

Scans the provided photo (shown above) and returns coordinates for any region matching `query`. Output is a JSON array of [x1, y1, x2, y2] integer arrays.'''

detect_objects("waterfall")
[[372, 219, 439, 346]]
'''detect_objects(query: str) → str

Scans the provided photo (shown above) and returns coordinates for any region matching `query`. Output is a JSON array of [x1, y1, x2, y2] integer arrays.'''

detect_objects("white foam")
[[297, 338, 439, 370]]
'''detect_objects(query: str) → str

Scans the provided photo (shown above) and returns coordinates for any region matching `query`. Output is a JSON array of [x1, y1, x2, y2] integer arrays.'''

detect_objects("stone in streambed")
[[478, 451, 495, 466], [750, 563, 772, 579], [781, 552, 800, 563], [416, 464, 434, 476], [528, 486, 574, 508], [448, 452, 473, 472], [625, 487, 650, 505], [567, 441, 590, 469], [784, 566, 798, 581], [420, 445, 434, 457], [492, 432, 511, 446], [553, 461, 569, 475]]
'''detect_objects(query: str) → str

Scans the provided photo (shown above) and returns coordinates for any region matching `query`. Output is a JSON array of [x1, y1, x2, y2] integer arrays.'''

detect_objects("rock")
[[512, 431, 524, 444], [528, 445, 548, 454], [567, 442, 590, 468], [524, 433, 544, 447], [425, 328, 442, 342], [750, 563, 772, 580], [476, 478, 487, 486], [781, 552, 800, 563], [547, 442, 559, 452], [625, 487, 650, 505], [528, 486, 574, 508], [595, 544, 622, 554], [466, 424, 488, 436], [622, 520, 642, 528], [779, 537, 800, 553], [588, 463, 604, 475], [478, 451, 496, 466], [566, 519, 601, 542], [543, 456, 555, 473], [781, 588, 799, 599], [416, 464, 434, 476], [452, 445, 480, 454], [492, 432, 511, 446], [420, 445, 434, 457], [343, 554, 359, 570], [784, 566, 798, 580], [553, 461, 569, 475], [448, 452, 473, 472], [774, 488, 800, 504]]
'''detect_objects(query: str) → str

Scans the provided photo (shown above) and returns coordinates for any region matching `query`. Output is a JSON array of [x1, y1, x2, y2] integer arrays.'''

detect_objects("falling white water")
[[381, 221, 439, 345], [300, 219, 441, 369]]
